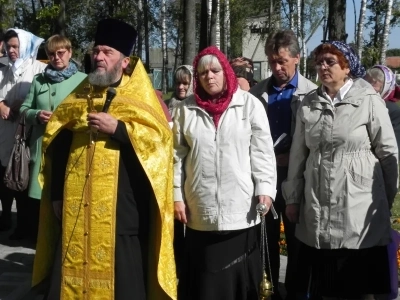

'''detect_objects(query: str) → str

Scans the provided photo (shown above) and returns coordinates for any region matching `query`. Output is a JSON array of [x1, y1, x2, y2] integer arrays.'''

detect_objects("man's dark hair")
[[265, 29, 300, 58], [0, 31, 4, 42], [4, 30, 18, 43]]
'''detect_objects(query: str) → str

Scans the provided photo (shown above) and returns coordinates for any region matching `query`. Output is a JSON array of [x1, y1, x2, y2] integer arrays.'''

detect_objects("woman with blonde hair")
[[165, 65, 193, 115], [19, 34, 86, 240]]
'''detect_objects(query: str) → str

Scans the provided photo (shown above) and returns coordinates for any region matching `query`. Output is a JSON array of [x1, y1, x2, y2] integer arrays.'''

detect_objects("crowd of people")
[[0, 18, 399, 300]]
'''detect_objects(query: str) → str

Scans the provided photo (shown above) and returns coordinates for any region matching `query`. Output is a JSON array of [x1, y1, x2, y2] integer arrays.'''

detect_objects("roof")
[[386, 56, 400, 69]]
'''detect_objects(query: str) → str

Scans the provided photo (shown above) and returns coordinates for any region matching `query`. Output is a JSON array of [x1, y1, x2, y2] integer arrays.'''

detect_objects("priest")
[[32, 19, 176, 300]]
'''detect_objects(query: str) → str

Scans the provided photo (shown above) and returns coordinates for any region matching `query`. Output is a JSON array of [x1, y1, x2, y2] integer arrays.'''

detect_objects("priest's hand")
[[174, 201, 188, 224], [53, 200, 63, 220], [286, 203, 299, 223], [87, 112, 118, 135]]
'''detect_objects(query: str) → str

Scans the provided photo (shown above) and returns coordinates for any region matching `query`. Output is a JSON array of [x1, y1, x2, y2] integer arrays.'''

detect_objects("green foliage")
[[36, 5, 60, 38], [387, 48, 400, 57]]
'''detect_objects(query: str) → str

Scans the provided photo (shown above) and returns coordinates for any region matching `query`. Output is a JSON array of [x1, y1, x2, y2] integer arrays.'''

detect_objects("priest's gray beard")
[[88, 57, 123, 87]]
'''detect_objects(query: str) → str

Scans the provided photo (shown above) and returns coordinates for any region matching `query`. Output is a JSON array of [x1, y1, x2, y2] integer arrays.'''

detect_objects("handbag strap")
[[16, 110, 28, 142]]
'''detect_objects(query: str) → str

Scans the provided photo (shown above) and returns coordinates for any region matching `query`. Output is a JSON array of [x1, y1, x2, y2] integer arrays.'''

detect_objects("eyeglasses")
[[48, 50, 67, 58], [315, 59, 338, 69]]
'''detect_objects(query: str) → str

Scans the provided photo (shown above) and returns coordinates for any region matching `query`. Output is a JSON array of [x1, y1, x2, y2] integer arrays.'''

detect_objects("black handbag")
[[3, 110, 31, 191]]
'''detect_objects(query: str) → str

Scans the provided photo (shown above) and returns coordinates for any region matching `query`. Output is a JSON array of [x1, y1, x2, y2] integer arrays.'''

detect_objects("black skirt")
[[178, 225, 263, 300], [296, 242, 391, 299]]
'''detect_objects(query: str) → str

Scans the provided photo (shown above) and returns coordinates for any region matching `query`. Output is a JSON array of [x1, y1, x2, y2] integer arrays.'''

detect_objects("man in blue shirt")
[[250, 29, 317, 300]]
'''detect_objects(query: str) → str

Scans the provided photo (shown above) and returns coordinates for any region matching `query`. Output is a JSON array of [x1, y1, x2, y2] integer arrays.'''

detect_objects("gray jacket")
[[282, 78, 398, 249], [249, 73, 317, 137]]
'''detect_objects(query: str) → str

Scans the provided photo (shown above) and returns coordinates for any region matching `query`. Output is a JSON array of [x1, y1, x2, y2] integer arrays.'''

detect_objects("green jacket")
[[20, 71, 87, 199]]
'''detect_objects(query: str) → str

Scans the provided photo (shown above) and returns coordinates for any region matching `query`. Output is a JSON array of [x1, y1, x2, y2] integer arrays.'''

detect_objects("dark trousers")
[[0, 165, 40, 238], [264, 166, 299, 297], [0, 165, 27, 221]]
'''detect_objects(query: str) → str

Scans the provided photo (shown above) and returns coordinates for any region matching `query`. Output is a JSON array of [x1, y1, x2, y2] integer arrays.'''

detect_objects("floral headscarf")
[[193, 46, 238, 127], [327, 41, 366, 78]]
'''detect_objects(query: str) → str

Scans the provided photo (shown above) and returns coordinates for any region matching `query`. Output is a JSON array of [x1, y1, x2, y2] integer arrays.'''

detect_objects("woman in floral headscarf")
[[173, 46, 277, 299], [365, 65, 400, 151], [283, 41, 398, 298]]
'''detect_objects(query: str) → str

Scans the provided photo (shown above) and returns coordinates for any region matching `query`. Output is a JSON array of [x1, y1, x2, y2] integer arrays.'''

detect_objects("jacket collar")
[[314, 78, 377, 107]]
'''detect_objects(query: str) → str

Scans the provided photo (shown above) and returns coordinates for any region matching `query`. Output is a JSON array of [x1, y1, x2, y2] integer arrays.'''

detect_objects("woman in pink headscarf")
[[365, 65, 400, 151], [173, 46, 277, 299]]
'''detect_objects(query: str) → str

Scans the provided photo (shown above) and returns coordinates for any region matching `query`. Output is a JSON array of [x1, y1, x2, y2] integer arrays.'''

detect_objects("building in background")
[[242, 14, 271, 82], [149, 48, 178, 91]]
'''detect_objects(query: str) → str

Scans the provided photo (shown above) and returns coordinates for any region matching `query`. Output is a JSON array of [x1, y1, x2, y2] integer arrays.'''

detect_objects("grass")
[[392, 193, 400, 231], [162, 91, 173, 100]]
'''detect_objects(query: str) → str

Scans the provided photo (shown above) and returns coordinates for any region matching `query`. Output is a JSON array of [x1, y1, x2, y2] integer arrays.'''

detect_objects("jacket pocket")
[[347, 169, 373, 188]]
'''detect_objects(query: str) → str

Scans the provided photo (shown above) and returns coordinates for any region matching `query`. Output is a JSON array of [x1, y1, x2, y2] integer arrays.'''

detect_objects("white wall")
[[242, 15, 270, 81]]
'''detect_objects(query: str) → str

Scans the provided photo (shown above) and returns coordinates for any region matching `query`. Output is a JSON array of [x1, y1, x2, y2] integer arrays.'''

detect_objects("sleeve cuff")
[[282, 178, 304, 205], [173, 187, 185, 202], [255, 183, 277, 200], [111, 120, 130, 144]]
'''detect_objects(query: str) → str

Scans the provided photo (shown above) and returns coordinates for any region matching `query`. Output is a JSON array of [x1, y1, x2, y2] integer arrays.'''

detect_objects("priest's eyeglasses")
[[48, 50, 67, 58], [315, 59, 338, 69]]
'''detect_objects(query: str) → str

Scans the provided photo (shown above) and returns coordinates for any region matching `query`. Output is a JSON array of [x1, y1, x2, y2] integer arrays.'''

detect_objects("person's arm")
[[387, 102, 400, 154], [111, 120, 131, 144], [282, 99, 310, 205], [20, 76, 41, 125], [248, 95, 277, 200], [172, 104, 189, 223], [368, 96, 399, 209]]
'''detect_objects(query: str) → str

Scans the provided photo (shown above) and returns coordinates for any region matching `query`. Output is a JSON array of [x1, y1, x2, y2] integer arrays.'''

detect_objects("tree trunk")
[[380, 0, 393, 65], [183, 0, 196, 65], [210, 0, 217, 46], [30, 0, 36, 19], [55, 0, 66, 35], [161, 0, 168, 93], [222, 0, 230, 56], [0, 0, 15, 33], [143, 0, 150, 72], [297, 0, 302, 53], [356, 0, 367, 59], [301, 0, 306, 77], [327, 0, 347, 42], [199, 0, 209, 52], [289, 0, 295, 31], [352, 0, 357, 45], [215, 0, 220, 49], [137, 0, 143, 61]]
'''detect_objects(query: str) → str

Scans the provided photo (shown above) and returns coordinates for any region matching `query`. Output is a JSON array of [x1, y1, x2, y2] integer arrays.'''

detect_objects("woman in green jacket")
[[17, 35, 87, 240]]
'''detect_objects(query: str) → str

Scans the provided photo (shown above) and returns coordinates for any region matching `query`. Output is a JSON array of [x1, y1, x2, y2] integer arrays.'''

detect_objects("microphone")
[[102, 87, 117, 113]]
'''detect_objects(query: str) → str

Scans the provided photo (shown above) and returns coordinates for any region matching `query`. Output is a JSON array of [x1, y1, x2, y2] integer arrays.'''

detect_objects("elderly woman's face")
[[316, 53, 350, 88], [364, 74, 383, 94], [198, 63, 225, 97]]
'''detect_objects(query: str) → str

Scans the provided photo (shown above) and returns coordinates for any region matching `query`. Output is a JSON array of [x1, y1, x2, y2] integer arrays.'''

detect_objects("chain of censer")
[[260, 214, 274, 292]]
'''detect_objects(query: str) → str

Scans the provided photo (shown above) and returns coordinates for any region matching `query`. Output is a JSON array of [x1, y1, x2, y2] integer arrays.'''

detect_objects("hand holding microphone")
[[87, 87, 118, 134]]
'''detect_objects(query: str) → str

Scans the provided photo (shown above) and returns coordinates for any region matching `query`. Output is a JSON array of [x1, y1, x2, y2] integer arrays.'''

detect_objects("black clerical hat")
[[94, 19, 137, 56]]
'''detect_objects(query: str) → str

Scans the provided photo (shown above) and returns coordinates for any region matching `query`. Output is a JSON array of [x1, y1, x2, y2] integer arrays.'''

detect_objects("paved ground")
[[0, 200, 397, 300], [0, 202, 40, 300], [0, 200, 287, 300]]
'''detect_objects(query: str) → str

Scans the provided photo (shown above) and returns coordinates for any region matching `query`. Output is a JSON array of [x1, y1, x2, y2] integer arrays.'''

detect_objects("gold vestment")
[[32, 58, 177, 300]]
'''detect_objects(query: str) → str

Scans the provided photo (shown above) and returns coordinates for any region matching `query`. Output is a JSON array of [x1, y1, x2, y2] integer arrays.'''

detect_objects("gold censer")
[[256, 203, 274, 300]]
